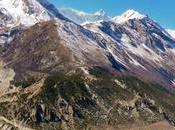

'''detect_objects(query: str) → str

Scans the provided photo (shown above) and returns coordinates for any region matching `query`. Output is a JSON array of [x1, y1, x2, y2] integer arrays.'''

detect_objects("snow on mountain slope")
[[1, 0, 175, 88], [58, 8, 111, 24], [0, 0, 51, 27], [113, 9, 145, 23], [167, 29, 175, 39], [84, 14, 169, 63], [0, 0, 111, 75], [0, 0, 108, 61], [0, 0, 68, 44], [58, 8, 146, 25], [83, 12, 175, 88], [0, 0, 69, 27]]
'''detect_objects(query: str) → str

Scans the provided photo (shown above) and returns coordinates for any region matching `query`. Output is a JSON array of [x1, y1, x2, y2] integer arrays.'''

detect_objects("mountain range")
[[58, 8, 111, 25], [0, 0, 175, 130]]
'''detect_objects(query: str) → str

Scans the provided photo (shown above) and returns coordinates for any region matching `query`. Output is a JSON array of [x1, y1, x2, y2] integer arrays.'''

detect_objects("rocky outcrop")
[[0, 73, 174, 130]]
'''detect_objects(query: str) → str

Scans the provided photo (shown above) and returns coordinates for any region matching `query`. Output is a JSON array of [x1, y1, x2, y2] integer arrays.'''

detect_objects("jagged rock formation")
[[0, 71, 175, 130]]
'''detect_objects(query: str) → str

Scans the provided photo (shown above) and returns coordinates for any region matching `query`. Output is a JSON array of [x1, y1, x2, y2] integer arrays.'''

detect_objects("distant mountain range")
[[58, 8, 147, 25], [58, 8, 111, 24], [59, 8, 175, 39]]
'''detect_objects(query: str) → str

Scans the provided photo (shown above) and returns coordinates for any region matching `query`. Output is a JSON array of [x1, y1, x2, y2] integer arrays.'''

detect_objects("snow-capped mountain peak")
[[58, 8, 147, 25], [0, 0, 66, 27], [0, 0, 51, 27], [58, 8, 111, 24], [0, 0, 67, 44], [94, 9, 106, 16], [113, 9, 146, 23], [121, 9, 145, 19]]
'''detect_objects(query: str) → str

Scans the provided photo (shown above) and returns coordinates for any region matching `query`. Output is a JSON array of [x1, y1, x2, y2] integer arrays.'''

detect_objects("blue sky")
[[49, 0, 175, 29]]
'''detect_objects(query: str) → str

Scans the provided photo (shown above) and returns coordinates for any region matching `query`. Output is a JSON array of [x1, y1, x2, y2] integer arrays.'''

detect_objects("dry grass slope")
[[90, 121, 175, 130], [119, 121, 175, 130]]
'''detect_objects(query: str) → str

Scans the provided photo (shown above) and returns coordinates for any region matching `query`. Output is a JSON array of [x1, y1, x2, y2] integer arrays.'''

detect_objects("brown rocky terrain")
[[90, 121, 175, 130], [0, 0, 175, 130]]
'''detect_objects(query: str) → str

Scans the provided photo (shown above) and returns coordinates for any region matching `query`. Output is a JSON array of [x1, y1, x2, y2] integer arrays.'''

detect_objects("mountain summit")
[[58, 8, 111, 24], [0, 0, 67, 44], [113, 9, 146, 23], [59, 8, 146, 24], [0, 0, 67, 27], [94, 9, 106, 15], [0, 0, 50, 26]]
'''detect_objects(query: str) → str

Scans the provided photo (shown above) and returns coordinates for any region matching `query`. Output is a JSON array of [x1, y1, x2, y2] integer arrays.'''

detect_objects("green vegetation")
[[89, 67, 133, 104], [41, 73, 91, 104], [10, 67, 175, 129], [89, 66, 112, 78], [90, 78, 133, 105], [89, 67, 175, 123], [116, 76, 175, 111], [14, 77, 36, 88]]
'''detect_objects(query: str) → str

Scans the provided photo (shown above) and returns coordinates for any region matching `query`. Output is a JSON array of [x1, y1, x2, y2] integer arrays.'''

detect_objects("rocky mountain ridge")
[[0, 0, 175, 130]]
